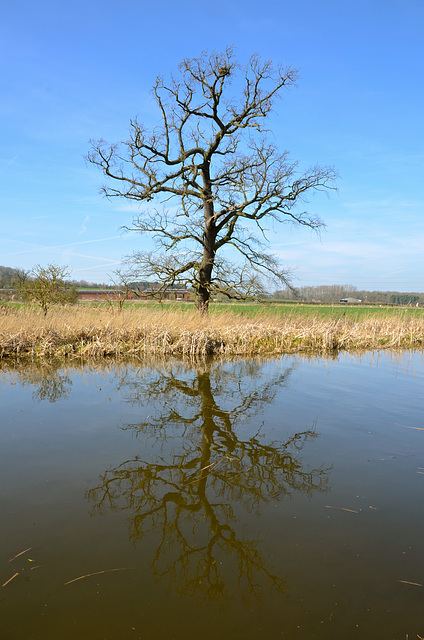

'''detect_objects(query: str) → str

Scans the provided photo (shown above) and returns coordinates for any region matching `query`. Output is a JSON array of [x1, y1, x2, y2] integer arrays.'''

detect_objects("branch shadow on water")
[[85, 358, 332, 603]]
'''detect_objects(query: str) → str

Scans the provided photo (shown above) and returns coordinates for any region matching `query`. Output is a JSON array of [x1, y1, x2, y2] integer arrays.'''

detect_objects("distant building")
[[140, 287, 190, 301], [76, 289, 136, 301], [339, 297, 362, 303], [76, 287, 191, 302]]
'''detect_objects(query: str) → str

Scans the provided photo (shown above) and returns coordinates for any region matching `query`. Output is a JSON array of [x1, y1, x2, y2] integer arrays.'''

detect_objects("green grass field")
[[3, 299, 424, 321], [209, 302, 424, 321], [114, 300, 424, 322]]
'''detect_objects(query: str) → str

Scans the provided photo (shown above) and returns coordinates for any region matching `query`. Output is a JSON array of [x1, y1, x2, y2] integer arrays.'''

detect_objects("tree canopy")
[[88, 48, 337, 312]]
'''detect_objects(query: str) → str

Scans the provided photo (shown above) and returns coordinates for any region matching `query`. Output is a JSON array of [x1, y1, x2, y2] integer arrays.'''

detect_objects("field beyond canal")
[[1, 301, 424, 359]]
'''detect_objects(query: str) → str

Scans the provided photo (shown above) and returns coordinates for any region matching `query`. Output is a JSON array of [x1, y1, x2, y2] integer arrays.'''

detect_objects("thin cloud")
[[72, 261, 123, 273], [78, 215, 90, 235], [63, 250, 121, 264], [0, 154, 20, 174], [5, 235, 124, 256]]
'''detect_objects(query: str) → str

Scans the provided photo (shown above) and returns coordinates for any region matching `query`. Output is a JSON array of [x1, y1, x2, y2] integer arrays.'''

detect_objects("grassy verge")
[[1, 303, 424, 360], [210, 302, 424, 321]]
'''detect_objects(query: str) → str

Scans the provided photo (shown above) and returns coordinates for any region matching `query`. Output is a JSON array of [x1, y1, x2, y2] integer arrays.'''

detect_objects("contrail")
[[5, 235, 124, 256]]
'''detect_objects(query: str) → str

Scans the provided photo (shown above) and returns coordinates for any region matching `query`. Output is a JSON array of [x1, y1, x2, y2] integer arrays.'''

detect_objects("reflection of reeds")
[[1, 306, 424, 359]]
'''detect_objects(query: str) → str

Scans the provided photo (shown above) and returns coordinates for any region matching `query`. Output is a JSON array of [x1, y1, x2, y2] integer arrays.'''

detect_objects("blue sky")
[[1, 0, 423, 291]]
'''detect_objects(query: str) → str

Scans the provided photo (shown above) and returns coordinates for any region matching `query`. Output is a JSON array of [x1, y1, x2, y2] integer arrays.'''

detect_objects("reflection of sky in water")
[[0, 352, 424, 640]]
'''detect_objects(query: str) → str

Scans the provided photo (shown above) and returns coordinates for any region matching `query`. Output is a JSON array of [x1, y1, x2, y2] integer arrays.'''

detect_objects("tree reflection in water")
[[0, 362, 73, 403], [86, 359, 331, 601]]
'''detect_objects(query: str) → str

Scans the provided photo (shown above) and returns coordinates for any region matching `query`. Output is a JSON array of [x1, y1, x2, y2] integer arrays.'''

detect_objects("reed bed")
[[1, 304, 424, 360]]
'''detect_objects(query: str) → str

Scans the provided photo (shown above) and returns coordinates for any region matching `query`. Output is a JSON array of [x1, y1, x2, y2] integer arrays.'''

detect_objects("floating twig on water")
[[8, 547, 32, 563], [325, 505, 359, 514], [64, 568, 134, 585], [2, 573, 19, 588], [394, 423, 424, 432]]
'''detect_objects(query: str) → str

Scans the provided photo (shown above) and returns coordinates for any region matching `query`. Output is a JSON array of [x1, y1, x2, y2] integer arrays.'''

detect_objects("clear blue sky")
[[1, 0, 423, 291]]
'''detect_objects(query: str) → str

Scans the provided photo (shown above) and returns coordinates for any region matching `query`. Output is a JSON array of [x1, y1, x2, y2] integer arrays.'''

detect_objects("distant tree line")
[[0, 265, 19, 288], [389, 294, 420, 305], [273, 284, 424, 305], [2, 265, 424, 307], [0, 266, 142, 292]]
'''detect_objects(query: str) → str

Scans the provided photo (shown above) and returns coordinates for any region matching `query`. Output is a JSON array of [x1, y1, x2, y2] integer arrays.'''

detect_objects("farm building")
[[76, 288, 191, 301], [76, 289, 136, 301]]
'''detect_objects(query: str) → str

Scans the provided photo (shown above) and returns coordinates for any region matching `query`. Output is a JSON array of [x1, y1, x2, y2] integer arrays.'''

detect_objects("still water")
[[0, 352, 423, 639]]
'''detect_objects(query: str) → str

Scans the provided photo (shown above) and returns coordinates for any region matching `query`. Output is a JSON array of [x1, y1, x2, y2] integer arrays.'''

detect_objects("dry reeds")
[[1, 305, 424, 360]]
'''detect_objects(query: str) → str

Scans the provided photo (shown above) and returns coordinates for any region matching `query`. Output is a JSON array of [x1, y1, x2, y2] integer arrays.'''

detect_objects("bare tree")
[[15, 264, 76, 316], [106, 268, 140, 312], [88, 48, 337, 313]]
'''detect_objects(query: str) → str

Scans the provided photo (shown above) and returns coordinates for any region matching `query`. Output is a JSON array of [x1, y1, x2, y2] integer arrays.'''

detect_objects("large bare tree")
[[88, 48, 337, 313]]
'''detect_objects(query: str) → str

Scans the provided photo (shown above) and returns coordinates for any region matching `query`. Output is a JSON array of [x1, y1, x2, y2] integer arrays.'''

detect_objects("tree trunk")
[[196, 283, 210, 314], [197, 244, 214, 313], [196, 165, 216, 315]]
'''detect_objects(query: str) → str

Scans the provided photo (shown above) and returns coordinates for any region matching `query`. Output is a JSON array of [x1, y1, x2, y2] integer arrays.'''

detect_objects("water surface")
[[1, 352, 423, 639]]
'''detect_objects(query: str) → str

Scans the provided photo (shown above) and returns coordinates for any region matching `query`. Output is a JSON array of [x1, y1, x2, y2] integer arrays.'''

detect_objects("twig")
[[394, 423, 424, 432], [64, 567, 134, 585], [385, 450, 415, 457], [398, 580, 422, 587], [325, 505, 359, 514], [8, 547, 32, 562], [197, 461, 218, 474], [185, 461, 222, 485], [2, 573, 19, 588]]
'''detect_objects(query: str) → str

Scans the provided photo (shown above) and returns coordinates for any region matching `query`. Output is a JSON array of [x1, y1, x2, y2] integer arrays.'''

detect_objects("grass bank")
[[1, 303, 424, 360]]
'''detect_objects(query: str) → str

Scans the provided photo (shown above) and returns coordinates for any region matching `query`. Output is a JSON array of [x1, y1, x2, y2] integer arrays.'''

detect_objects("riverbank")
[[1, 304, 424, 359]]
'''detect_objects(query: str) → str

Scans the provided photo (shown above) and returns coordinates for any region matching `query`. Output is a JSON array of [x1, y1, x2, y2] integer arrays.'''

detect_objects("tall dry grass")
[[1, 304, 424, 359]]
